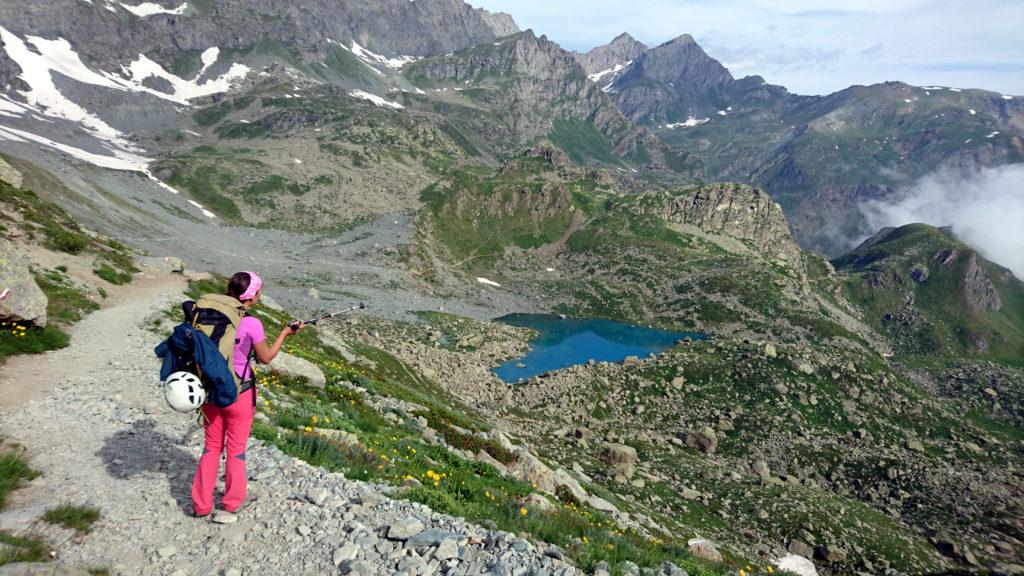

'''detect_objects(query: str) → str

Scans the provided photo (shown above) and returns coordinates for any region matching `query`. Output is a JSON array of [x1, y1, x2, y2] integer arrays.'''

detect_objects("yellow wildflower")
[[520, 507, 527, 517]]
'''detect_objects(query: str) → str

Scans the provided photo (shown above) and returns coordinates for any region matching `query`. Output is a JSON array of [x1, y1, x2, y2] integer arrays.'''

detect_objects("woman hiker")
[[191, 271, 303, 518]]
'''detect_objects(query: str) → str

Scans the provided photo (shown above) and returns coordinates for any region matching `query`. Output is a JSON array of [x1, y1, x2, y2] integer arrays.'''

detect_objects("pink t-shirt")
[[233, 316, 265, 380]]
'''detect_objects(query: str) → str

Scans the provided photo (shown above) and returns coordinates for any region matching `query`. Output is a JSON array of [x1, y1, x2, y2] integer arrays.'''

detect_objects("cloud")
[[859, 165, 1024, 279], [860, 43, 884, 60]]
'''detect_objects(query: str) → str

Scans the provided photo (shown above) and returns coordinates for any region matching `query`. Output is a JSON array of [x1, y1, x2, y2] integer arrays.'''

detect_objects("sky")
[[468, 0, 1024, 96]]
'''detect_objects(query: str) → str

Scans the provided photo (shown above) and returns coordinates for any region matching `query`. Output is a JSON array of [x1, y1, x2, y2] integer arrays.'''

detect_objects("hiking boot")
[[211, 511, 237, 525], [224, 492, 258, 514], [192, 509, 211, 519]]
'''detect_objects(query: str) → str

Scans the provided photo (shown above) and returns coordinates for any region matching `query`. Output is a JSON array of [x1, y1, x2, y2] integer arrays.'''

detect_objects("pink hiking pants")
[[191, 387, 255, 515]]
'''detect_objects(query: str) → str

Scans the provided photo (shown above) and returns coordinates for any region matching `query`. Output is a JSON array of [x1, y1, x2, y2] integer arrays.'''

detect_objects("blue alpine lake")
[[491, 314, 706, 383]]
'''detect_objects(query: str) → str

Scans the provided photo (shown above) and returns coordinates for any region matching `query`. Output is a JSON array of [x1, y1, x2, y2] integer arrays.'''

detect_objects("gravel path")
[[0, 271, 582, 576]]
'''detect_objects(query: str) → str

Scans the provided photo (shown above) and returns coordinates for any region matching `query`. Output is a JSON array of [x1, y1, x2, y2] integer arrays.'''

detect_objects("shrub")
[[93, 263, 132, 285], [0, 323, 71, 363], [43, 226, 85, 254], [401, 486, 458, 515]]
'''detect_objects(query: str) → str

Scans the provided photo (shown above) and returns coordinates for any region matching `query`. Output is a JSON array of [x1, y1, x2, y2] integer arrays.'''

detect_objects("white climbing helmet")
[[164, 371, 205, 412]]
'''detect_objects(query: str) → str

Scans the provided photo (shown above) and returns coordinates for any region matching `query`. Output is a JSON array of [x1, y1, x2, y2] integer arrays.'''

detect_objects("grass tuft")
[[42, 505, 101, 534]]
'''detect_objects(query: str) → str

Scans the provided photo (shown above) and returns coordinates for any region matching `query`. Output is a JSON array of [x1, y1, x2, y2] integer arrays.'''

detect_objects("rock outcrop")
[[622, 183, 802, 268], [0, 239, 47, 327], [962, 253, 1002, 311]]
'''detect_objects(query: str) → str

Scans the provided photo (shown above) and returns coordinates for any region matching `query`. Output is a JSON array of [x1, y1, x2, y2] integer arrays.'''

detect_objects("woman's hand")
[[283, 321, 305, 336]]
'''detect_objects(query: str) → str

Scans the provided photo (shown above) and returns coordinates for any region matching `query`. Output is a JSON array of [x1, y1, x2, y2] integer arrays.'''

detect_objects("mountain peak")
[[673, 33, 695, 44], [610, 32, 642, 46], [574, 33, 648, 76], [630, 32, 731, 86]]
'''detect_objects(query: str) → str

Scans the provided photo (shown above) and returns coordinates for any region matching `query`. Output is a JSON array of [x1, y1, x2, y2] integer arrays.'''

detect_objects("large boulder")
[[507, 447, 558, 492], [0, 158, 23, 189], [272, 351, 327, 388], [0, 240, 47, 327], [687, 538, 723, 562], [599, 442, 639, 479], [686, 426, 718, 453]]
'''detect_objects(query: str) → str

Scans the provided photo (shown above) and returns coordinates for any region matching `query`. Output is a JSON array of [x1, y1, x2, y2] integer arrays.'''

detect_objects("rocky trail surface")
[[0, 270, 582, 576]]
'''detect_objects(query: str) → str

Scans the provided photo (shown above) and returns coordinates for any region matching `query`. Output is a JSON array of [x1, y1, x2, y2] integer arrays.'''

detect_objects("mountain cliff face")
[[403, 31, 669, 169], [0, 0, 517, 87]]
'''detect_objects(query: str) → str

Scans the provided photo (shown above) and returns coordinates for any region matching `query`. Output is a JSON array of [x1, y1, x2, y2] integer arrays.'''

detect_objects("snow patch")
[[775, 554, 818, 576], [986, 131, 999, 138], [717, 110, 728, 116], [476, 277, 501, 287], [349, 41, 418, 70], [904, 98, 913, 103], [115, 1, 187, 17], [0, 26, 250, 108], [948, 88, 961, 92], [292, 158, 302, 164], [1002, 94, 1014, 100], [587, 61, 632, 83], [969, 109, 976, 115], [349, 90, 404, 109], [186, 199, 215, 218], [665, 117, 710, 129], [115, 52, 251, 103]]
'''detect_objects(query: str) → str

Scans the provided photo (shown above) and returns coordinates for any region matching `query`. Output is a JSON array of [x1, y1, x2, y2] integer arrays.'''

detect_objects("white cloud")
[[859, 165, 1024, 279]]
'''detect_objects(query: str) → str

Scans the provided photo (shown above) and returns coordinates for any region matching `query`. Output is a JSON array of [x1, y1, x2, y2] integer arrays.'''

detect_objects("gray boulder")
[[686, 426, 718, 453], [599, 442, 638, 479], [788, 539, 815, 559], [272, 351, 327, 388], [386, 517, 425, 540], [0, 157, 23, 188], [0, 240, 47, 327], [687, 538, 722, 562]]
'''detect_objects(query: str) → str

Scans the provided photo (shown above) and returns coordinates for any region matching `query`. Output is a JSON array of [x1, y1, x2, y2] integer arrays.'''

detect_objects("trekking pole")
[[290, 303, 366, 330]]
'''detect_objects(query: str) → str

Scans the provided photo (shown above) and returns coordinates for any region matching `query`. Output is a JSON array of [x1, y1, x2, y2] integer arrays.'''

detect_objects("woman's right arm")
[[253, 322, 303, 364]]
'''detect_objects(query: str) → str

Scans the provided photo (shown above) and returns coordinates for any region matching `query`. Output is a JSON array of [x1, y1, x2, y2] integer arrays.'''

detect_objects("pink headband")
[[239, 271, 262, 301]]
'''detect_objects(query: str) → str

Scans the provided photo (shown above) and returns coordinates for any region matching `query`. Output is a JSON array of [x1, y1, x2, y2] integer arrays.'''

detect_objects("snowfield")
[[115, 1, 187, 16], [349, 90, 405, 109]]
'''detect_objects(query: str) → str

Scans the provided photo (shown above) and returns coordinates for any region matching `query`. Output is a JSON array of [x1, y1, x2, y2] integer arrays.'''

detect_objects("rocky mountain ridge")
[[579, 33, 1024, 254]]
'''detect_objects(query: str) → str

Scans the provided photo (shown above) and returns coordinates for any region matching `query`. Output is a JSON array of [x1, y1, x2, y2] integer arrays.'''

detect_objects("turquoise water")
[[491, 314, 706, 383]]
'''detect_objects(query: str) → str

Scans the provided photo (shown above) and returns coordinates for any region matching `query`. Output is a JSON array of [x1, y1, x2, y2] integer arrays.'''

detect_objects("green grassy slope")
[[832, 223, 1024, 365]]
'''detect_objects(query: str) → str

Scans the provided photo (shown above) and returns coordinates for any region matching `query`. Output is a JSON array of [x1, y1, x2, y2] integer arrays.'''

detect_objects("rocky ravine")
[[0, 269, 585, 576]]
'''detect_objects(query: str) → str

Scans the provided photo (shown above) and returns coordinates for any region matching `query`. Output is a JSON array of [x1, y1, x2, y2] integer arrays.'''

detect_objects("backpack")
[[182, 294, 256, 399], [155, 293, 254, 409]]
